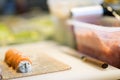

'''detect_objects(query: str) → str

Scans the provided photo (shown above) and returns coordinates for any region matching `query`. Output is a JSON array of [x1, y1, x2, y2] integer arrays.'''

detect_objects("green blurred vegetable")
[[0, 23, 15, 45], [14, 31, 40, 43], [0, 15, 55, 46]]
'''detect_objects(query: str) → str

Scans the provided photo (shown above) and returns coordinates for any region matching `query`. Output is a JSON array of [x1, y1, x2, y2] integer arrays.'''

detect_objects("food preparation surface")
[[0, 42, 70, 80], [0, 41, 120, 80]]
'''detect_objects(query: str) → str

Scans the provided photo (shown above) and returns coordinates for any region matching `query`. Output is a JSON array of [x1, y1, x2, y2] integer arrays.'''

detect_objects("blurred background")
[[0, 0, 120, 47], [0, 0, 52, 46]]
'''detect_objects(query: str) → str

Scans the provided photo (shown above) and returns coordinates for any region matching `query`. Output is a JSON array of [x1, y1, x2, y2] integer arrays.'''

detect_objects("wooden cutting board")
[[0, 44, 71, 80]]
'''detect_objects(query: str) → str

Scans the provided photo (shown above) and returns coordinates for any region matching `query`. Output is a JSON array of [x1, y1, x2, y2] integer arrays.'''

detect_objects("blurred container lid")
[[47, 0, 103, 19]]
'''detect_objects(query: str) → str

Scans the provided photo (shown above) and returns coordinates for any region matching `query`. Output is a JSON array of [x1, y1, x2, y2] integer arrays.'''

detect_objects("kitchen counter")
[[1, 41, 120, 80]]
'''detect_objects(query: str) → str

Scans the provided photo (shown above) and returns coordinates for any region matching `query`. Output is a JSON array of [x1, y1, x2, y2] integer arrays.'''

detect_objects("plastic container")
[[47, 0, 102, 48], [67, 17, 120, 68]]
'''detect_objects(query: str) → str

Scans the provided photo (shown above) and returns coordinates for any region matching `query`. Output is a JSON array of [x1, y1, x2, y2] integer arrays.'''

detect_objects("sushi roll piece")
[[4, 48, 32, 73]]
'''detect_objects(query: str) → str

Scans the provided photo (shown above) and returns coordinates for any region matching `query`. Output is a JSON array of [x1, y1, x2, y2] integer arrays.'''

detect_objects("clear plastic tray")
[[68, 17, 120, 68]]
